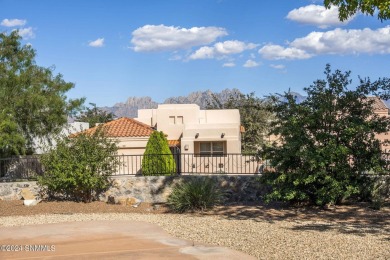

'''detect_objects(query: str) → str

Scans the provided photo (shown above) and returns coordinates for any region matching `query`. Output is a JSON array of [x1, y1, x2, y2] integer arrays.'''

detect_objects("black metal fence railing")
[[5, 152, 390, 180], [0, 156, 44, 180], [109, 153, 267, 176], [179, 153, 263, 174], [0, 153, 268, 180]]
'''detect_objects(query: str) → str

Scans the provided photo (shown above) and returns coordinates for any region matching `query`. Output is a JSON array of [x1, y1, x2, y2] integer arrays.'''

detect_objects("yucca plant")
[[167, 177, 225, 213]]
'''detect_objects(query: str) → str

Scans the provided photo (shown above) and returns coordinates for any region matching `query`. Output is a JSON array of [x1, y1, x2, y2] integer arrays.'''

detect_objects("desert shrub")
[[260, 170, 363, 206], [38, 128, 119, 202], [262, 65, 390, 206], [142, 131, 176, 176], [167, 177, 225, 213], [371, 175, 390, 210]]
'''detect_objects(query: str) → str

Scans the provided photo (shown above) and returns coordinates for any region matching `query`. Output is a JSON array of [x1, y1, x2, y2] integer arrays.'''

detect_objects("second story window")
[[169, 116, 184, 125], [177, 116, 183, 124]]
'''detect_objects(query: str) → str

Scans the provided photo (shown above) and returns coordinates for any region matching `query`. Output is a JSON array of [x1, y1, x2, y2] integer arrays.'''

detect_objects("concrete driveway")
[[0, 220, 255, 259]]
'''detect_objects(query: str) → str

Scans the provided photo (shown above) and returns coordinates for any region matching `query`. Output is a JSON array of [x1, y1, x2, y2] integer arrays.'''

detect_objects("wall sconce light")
[[184, 144, 189, 151], [195, 133, 199, 138], [221, 133, 225, 138]]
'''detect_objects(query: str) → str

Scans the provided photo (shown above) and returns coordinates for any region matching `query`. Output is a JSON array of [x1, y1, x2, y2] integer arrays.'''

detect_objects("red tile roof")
[[168, 140, 180, 147], [74, 117, 154, 137]]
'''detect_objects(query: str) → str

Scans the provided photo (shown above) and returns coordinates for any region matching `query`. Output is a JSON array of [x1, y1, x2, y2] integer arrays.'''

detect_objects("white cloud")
[[259, 26, 390, 60], [1, 18, 26, 27], [291, 27, 390, 55], [270, 64, 286, 69], [243, 59, 260, 68], [214, 41, 257, 54], [88, 38, 105, 47], [223, 62, 236, 67], [131, 24, 227, 52], [16, 27, 35, 39], [189, 40, 257, 60], [259, 44, 312, 60], [189, 46, 215, 59], [286, 5, 353, 28]]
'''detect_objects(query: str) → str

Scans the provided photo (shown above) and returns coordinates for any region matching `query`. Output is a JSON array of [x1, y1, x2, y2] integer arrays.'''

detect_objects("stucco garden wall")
[[0, 175, 266, 203]]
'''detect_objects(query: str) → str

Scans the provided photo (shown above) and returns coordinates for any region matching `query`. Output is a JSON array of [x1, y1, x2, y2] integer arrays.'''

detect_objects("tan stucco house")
[[73, 106, 257, 174], [135, 104, 243, 155], [72, 104, 243, 156]]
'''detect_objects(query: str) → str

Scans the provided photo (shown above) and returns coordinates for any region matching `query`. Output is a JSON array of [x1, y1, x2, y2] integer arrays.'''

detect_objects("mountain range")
[[100, 89, 390, 119], [101, 88, 243, 118]]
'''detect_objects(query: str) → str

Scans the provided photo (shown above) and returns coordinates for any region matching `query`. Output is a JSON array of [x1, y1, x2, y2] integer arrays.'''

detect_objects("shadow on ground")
[[199, 201, 390, 238], [1, 199, 389, 239]]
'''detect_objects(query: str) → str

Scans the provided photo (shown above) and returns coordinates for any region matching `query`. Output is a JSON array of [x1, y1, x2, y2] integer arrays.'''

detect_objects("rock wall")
[[102, 175, 265, 203], [0, 181, 40, 200], [2, 175, 389, 203], [0, 175, 265, 203]]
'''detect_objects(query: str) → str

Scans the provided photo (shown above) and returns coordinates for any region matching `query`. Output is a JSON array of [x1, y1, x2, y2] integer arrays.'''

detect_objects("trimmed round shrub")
[[167, 177, 225, 213]]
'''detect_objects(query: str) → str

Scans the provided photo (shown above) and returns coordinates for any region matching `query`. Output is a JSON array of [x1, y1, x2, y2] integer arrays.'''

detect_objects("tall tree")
[[75, 103, 116, 127], [0, 112, 25, 158], [0, 31, 84, 155], [262, 64, 390, 206], [207, 92, 273, 153], [324, 0, 390, 21]]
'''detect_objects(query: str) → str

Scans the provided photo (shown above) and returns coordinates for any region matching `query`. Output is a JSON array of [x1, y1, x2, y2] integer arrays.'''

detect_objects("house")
[[369, 97, 390, 151], [135, 104, 243, 155], [71, 106, 257, 174], [33, 122, 90, 154], [76, 117, 154, 155], [135, 104, 256, 174]]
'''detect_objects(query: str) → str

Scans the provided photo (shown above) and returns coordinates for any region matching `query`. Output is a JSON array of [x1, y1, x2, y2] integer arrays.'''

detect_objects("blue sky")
[[1, 0, 390, 107]]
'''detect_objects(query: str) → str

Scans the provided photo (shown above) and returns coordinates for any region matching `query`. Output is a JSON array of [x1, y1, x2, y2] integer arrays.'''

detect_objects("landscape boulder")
[[20, 188, 36, 200], [107, 195, 142, 207]]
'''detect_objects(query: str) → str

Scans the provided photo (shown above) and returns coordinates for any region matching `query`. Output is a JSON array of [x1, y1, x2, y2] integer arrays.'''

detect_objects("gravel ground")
[[0, 201, 389, 259]]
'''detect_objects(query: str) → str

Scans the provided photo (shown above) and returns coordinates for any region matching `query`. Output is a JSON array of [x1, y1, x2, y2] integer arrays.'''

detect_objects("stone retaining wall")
[[0, 181, 40, 200], [0, 175, 265, 203], [2, 175, 389, 203]]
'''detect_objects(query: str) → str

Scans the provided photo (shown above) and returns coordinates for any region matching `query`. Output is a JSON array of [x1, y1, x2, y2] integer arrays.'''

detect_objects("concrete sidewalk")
[[0, 220, 255, 259]]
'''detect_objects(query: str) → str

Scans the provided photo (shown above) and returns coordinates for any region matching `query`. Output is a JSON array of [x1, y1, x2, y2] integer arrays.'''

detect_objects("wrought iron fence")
[[179, 153, 265, 174], [0, 156, 44, 180], [111, 153, 267, 176], [5, 152, 390, 180], [0, 153, 267, 179]]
